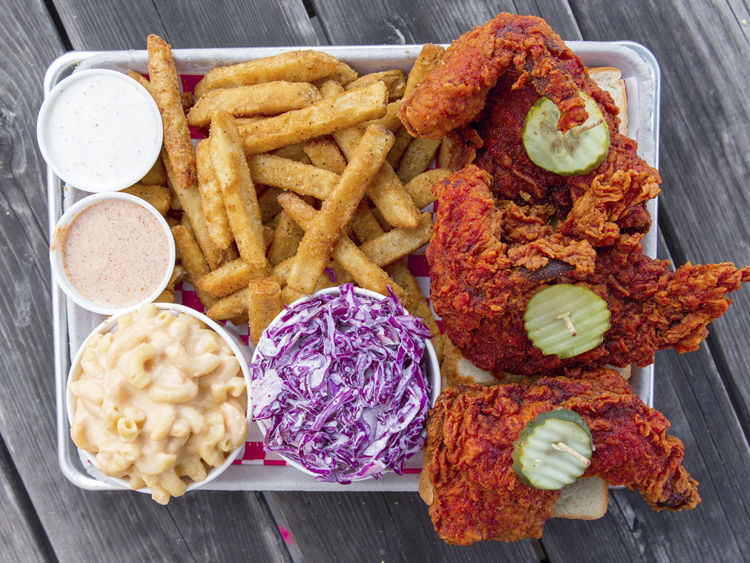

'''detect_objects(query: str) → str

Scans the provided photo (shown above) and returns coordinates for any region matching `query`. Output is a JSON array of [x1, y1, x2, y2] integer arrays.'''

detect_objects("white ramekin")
[[66, 302, 253, 496], [50, 191, 176, 316], [37, 69, 163, 193]]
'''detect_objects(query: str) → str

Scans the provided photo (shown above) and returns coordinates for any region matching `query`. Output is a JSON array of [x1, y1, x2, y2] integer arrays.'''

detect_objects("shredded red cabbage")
[[250, 284, 432, 483]]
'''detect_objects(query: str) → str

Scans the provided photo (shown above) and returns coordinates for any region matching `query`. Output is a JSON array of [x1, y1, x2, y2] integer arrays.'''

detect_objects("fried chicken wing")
[[428, 166, 750, 375], [423, 370, 700, 544], [400, 12, 750, 375]]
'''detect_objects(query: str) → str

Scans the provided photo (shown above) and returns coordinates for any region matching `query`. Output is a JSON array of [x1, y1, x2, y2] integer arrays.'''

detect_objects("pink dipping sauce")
[[61, 199, 170, 308]]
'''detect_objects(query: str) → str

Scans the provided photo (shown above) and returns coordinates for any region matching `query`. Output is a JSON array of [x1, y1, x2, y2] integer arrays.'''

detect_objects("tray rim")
[[46, 40, 660, 492]]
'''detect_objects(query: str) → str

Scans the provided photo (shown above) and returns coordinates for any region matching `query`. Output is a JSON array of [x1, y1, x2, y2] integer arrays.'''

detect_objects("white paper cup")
[[37, 69, 163, 193], [66, 303, 253, 495], [251, 286, 441, 481], [50, 192, 176, 316]]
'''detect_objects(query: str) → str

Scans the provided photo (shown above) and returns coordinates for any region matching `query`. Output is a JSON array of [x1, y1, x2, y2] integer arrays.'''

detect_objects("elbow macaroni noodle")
[[69, 304, 248, 504]]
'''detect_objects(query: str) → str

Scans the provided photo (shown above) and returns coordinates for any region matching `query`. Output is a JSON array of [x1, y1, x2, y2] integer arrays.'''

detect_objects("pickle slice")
[[524, 284, 610, 359], [512, 409, 593, 490], [522, 92, 610, 176]]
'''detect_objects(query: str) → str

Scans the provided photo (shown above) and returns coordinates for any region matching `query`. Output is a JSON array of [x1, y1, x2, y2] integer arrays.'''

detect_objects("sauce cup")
[[50, 192, 176, 316], [37, 69, 163, 193], [66, 303, 253, 497]]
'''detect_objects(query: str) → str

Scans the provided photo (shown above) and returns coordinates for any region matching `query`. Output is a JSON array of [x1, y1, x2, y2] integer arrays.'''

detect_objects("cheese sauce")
[[61, 199, 171, 308]]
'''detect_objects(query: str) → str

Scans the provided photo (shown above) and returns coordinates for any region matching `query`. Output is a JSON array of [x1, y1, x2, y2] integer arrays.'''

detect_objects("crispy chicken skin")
[[399, 13, 596, 139], [401, 12, 750, 375], [428, 166, 750, 375], [424, 370, 700, 544]]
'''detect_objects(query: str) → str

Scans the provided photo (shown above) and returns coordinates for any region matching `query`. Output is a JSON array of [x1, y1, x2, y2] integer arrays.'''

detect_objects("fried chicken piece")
[[399, 13, 598, 139], [428, 166, 750, 375], [423, 370, 700, 544]]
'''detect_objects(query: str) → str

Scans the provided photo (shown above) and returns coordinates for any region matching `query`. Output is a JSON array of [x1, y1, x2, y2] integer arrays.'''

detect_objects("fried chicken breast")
[[399, 12, 750, 375], [423, 370, 700, 544]]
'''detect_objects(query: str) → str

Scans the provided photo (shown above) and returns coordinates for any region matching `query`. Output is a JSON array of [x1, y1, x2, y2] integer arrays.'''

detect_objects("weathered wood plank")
[[268, 490, 541, 562], [50, 0, 319, 49], [570, 0, 750, 433], [310, 0, 580, 44], [0, 0, 312, 561], [0, 437, 54, 562], [542, 232, 750, 562]]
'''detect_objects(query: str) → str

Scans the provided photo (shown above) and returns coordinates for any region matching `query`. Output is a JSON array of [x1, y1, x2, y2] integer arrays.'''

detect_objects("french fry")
[[302, 137, 347, 174], [194, 50, 344, 97], [326, 61, 358, 85], [396, 137, 442, 183], [403, 44, 445, 98], [437, 134, 455, 169], [386, 261, 444, 362], [386, 127, 413, 168], [197, 258, 265, 298], [317, 79, 345, 98], [196, 140, 233, 250], [162, 150, 223, 269], [257, 187, 283, 224], [268, 210, 304, 266], [180, 91, 195, 113], [278, 192, 406, 302], [153, 288, 175, 303], [287, 124, 395, 294], [358, 212, 433, 266], [248, 154, 339, 200], [238, 82, 388, 154], [350, 202, 385, 243], [148, 35, 222, 269], [346, 70, 405, 101], [404, 168, 452, 209], [263, 225, 274, 249], [147, 35, 197, 202], [187, 82, 321, 127], [360, 101, 403, 133], [205, 288, 249, 320], [121, 184, 170, 215], [281, 285, 306, 306], [208, 111, 270, 274], [171, 225, 215, 307], [271, 143, 310, 163], [128, 70, 153, 94], [247, 278, 283, 345], [332, 127, 421, 229], [138, 156, 168, 186]]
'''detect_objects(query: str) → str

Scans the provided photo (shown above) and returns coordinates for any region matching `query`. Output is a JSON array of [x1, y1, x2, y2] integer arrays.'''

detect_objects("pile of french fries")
[[122, 34, 452, 359]]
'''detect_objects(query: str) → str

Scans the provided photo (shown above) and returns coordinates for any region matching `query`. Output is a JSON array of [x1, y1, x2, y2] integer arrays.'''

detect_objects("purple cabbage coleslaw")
[[250, 284, 432, 483]]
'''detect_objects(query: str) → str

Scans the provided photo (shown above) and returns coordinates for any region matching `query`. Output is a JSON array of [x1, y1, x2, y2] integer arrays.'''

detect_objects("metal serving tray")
[[47, 41, 660, 493]]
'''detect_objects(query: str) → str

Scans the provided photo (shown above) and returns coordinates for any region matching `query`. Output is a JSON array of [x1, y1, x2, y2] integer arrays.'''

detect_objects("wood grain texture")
[[51, 0, 318, 49], [0, 437, 53, 561], [0, 0, 310, 561], [310, 0, 580, 44], [569, 0, 750, 451], [269, 490, 541, 562], [542, 233, 750, 561]]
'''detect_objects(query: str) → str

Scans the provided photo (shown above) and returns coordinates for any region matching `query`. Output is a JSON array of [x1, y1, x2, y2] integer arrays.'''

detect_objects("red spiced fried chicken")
[[423, 370, 700, 544], [428, 166, 750, 375], [399, 13, 750, 375]]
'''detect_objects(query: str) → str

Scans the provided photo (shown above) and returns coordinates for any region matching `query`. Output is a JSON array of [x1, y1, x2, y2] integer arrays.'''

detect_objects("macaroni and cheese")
[[69, 304, 248, 504]]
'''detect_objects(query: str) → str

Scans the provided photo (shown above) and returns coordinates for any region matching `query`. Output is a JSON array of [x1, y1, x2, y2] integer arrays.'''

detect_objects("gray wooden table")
[[3, 0, 750, 561]]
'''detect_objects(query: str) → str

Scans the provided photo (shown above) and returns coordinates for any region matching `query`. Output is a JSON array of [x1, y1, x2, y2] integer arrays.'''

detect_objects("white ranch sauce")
[[42, 72, 160, 189]]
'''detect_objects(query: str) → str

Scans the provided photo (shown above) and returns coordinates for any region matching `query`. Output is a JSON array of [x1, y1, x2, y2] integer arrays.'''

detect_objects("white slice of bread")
[[590, 66, 628, 135], [434, 336, 625, 520]]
